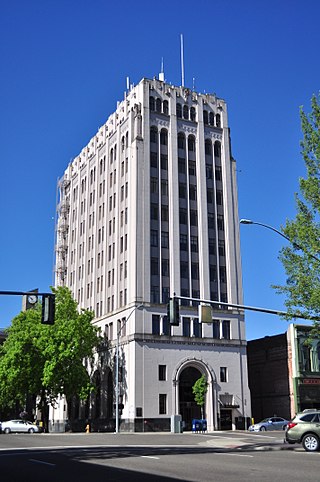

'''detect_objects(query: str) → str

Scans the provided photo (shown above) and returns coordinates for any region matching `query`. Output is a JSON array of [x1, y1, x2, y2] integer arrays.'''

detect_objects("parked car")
[[248, 417, 289, 432], [1, 420, 39, 434], [285, 410, 320, 452]]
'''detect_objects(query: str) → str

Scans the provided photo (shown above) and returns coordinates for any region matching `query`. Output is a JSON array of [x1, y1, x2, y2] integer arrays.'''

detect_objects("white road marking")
[[29, 458, 56, 466], [221, 453, 254, 458], [141, 455, 160, 460]]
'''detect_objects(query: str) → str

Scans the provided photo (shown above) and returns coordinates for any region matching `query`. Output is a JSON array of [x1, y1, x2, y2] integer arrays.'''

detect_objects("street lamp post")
[[115, 304, 144, 434], [239, 219, 320, 263]]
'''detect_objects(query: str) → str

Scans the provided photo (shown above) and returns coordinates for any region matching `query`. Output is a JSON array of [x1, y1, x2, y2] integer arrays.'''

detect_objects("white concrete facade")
[[54, 77, 251, 431]]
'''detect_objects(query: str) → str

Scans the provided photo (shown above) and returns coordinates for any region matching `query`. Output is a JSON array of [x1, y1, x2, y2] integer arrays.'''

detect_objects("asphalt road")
[[0, 431, 318, 482]]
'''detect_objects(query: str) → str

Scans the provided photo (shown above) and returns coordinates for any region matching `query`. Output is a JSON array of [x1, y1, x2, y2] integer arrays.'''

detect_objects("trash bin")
[[201, 419, 207, 432]]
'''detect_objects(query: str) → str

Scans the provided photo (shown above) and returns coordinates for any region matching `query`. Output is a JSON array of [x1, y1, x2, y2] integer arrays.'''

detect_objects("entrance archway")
[[179, 366, 202, 430]]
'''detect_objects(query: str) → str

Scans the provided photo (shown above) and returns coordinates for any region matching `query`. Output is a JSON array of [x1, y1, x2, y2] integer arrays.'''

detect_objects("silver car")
[[1, 420, 39, 434], [248, 417, 289, 432]]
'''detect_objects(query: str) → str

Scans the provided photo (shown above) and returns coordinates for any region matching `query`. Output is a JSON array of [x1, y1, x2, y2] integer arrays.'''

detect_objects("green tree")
[[192, 374, 208, 419], [275, 94, 320, 335], [0, 286, 101, 429]]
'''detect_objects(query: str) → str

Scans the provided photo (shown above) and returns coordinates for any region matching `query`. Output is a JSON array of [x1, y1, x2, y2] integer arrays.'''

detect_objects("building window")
[[212, 320, 220, 338], [163, 100, 169, 115], [161, 231, 169, 248], [161, 180, 168, 196], [162, 315, 170, 335], [162, 287, 170, 304], [176, 103, 182, 118], [190, 236, 198, 252], [161, 205, 169, 221], [183, 317, 191, 337], [188, 161, 196, 176], [161, 258, 169, 277], [179, 183, 187, 198], [159, 365, 166, 381], [190, 107, 196, 121], [136, 407, 143, 417], [150, 151, 158, 168], [220, 367, 228, 382], [152, 314, 160, 335], [149, 97, 155, 111], [151, 203, 159, 220], [220, 266, 227, 283], [300, 344, 311, 372], [190, 210, 197, 226], [191, 263, 199, 280], [151, 257, 159, 275], [160, 129, 168, 145], [151, 286, 160, 304], [160, 154, 168, 170], [193, 318, 201, 338], [217, 215, 224, 231], [216, 190, 223, 205], [214, 142, 221, 158], [180, 208, 187, 225], [189, 185, 197, 201], [222, 320, 231, 340], [178, 133, 185, 149], [178, 157, 186, 174], [205, 140, 212, 155], [180, 261, 189, 279], [183, 105, 189, 120], [218, 241, 225, 257], [180, 234, 188, 251], [150, 126, 157, 143], [156, 98, 162, 113], [159, 394, 167, 414], [151, 229, 158, 247], [215, 166, 222, 180]]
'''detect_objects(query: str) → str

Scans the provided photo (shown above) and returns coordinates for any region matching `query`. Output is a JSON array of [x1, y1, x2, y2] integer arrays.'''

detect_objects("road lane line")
[[29, 458, 56, 466], [141, 456, 160, 460]]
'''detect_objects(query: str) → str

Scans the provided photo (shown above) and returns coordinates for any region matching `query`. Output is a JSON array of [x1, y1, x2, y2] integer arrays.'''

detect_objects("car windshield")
[[259, 419, 270, 423]]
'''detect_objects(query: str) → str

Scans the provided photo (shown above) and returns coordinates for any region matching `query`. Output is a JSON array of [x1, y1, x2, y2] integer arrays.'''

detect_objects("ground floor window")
[[159, 394, 167, 414]]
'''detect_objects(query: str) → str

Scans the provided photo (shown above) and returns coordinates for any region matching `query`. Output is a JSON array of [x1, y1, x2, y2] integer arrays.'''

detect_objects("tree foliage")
[[0, 286, 101, 422], [275, 94, 320, 334], [192, 374, 208, 419]]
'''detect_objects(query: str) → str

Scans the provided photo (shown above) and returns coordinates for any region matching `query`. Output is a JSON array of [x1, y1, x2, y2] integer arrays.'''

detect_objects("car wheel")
[[4, 428, 11, 434], [260, 426, 266, 431], [302, 433, 320, 452], [28, 428, 35, 433]]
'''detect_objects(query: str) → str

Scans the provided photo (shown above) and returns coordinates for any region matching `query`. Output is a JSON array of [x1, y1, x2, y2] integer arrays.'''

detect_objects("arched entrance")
[[179, 366, 202, 431]]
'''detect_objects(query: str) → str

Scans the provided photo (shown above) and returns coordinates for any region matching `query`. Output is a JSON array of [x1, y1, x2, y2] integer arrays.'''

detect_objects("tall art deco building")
[[54, 76, 251, 432]]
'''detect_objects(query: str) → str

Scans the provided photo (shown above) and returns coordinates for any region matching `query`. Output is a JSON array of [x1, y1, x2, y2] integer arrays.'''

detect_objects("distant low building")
[[247, 324, 320, 422]]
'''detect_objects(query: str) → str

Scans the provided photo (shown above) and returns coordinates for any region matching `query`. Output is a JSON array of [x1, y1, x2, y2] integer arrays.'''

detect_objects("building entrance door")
[[179, 366, 202, 431], [220, 409, 232, 430]]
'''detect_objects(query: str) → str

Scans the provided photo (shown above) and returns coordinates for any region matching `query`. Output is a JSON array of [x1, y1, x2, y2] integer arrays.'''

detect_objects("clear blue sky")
[[1, 0, 319, 340]]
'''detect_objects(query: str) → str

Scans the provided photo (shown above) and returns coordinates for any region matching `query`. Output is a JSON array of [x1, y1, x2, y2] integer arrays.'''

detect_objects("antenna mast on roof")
[[159, 57, 165, 82], [180, 34, 185, 87]]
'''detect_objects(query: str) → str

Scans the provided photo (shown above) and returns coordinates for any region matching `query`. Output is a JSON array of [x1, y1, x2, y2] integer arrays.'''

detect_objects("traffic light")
[[41, 294, 55, 325], [167, 297, 180, 326]]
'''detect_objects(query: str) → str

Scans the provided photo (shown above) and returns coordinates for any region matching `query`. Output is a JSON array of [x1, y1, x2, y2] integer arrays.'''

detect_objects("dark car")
[[285, 410, 320, 451]]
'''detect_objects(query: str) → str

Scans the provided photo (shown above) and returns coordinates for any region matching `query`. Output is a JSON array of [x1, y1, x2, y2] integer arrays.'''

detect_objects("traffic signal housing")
[[41, 294, 55, 325], [167, 297, 180, 326]]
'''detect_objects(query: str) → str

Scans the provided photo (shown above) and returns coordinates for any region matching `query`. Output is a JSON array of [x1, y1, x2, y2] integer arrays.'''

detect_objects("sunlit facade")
[[53, 77, 251, 432]]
